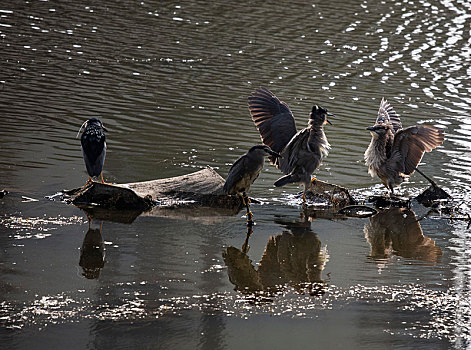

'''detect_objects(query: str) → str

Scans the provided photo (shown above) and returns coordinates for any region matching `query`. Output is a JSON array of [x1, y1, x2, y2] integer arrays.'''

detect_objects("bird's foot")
[[82, 177, 93, 188], [310, 177, 318, 184], [100, 173, 111, 185]]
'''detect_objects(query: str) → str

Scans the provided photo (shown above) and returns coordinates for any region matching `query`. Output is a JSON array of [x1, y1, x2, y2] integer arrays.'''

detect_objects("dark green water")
[[1, 0, 471, 349]]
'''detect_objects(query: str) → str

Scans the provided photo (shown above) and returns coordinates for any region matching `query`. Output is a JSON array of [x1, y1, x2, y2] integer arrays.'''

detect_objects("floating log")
[[67, 167, 241, 211], [66, 168, 354, 210], [306, 178, 356, 208], [61, 168, 359, 224]]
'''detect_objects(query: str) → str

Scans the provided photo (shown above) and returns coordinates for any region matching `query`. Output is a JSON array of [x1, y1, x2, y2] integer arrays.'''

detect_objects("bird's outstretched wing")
[[223, 155, 247, 194], [248, 87, 297, 163], [389, 125, 444, 175], [377, 98, 402, 133]]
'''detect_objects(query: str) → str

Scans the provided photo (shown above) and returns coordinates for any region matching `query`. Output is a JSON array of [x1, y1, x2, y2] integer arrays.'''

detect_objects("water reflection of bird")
[[364, 98, 444, 195], [223, 145, 281, 225], [77, 118, 108, 186], [222, 219, 327, 296], [364, 207, 442, 263], [79, 220, 105, 279], [248, 87, 333, 201]]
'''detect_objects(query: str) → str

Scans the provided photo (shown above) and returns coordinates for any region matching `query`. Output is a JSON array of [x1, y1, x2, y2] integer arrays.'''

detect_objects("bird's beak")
[[366, 126, 375, 131], [76, 120, 88, 139], [325, 112, 334, 125], [268, 150, 282, 158]]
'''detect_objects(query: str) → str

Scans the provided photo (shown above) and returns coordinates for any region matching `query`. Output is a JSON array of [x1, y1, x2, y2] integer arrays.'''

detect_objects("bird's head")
[[249, 145, 282, 158], [366, 123, 393, 137], [309, 105, 333, 126], [76, 118, 108, 138]]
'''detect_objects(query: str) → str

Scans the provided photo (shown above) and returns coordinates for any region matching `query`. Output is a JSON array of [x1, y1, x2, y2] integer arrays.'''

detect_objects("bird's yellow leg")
[[83, 177, 93, 188], [100, 173, 111, 185], [243, 192, 254, 225], [302, 192, 306, 203]]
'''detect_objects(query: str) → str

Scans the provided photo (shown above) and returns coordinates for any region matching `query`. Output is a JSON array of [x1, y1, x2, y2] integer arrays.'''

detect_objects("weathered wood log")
[[67, 168, 354, 210], [62, 168, 358, 224], [306, 179, 356, 208], [67, 168, 241, 211]]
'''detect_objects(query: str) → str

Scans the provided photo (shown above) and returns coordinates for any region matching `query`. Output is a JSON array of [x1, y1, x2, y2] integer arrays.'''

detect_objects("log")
[[306, 179, 356, 208], [63, 168, 356, 223], [67, 167, 241, 210]]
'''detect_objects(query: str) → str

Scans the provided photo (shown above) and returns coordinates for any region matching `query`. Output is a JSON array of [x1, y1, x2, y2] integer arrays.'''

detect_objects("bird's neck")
[[308, 125, 330, 157]]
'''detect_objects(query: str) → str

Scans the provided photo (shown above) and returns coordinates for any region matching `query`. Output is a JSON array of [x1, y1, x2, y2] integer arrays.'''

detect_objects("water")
[[1, 0, 471, 348]]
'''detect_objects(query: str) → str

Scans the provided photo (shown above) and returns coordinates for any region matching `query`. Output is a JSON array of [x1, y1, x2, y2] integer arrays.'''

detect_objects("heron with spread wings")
[[247, 87, 333, 201], [364, 98, 444, 195]]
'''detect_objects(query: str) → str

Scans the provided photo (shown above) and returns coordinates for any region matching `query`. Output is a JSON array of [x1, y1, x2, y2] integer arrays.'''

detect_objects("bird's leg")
[[83, 177, 93, 188], [388, 186, 400, 201], [414, 167, 438, 187], [241, 225, 253, 254], [243, 192, 254, 226]]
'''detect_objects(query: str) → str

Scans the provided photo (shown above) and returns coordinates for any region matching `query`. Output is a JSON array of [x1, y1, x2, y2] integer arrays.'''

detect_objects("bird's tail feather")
[[274, 174, 297, 187]]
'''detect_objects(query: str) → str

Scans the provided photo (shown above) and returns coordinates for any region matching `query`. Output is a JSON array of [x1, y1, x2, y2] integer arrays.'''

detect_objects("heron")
[[223, 145, 281, 225], [77, 118, 108, 186], [248, 87, 333, 202], [364, 98, 444, 195]]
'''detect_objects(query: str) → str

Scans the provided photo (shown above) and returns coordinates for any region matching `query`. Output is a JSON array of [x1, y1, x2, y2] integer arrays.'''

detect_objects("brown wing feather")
[[248, 87, 297, 161], [390, 125, 444, 175], [377, 98, 402, 134]]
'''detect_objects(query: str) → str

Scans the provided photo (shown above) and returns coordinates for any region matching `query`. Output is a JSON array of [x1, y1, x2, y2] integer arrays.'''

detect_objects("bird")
[[223, 144, 281, 225], [77, 118, 108, 186], [364, 98, 444, 195], [247, 87, 333, 202]]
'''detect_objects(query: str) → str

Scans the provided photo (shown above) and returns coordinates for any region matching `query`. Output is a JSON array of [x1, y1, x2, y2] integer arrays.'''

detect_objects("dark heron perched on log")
[[77, 118, 108, 186], [223, 145, 281, 225], [247, 87, 333, 202], [364, 98, 444, 195]]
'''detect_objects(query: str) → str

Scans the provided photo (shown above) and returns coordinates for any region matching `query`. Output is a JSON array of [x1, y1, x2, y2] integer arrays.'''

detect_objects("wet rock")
[[415, 184, 452, 207]]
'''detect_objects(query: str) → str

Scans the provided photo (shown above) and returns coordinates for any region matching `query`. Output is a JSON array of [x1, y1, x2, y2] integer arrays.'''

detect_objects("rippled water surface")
[[1, 0, 471, 349]]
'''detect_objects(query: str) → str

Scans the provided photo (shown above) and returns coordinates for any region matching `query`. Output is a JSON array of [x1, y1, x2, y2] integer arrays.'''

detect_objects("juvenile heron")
[[77, 118, 108, 186], [248, 87, 333, 201], [364, 98, 444, 195], [224, 145, 281, 224]]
